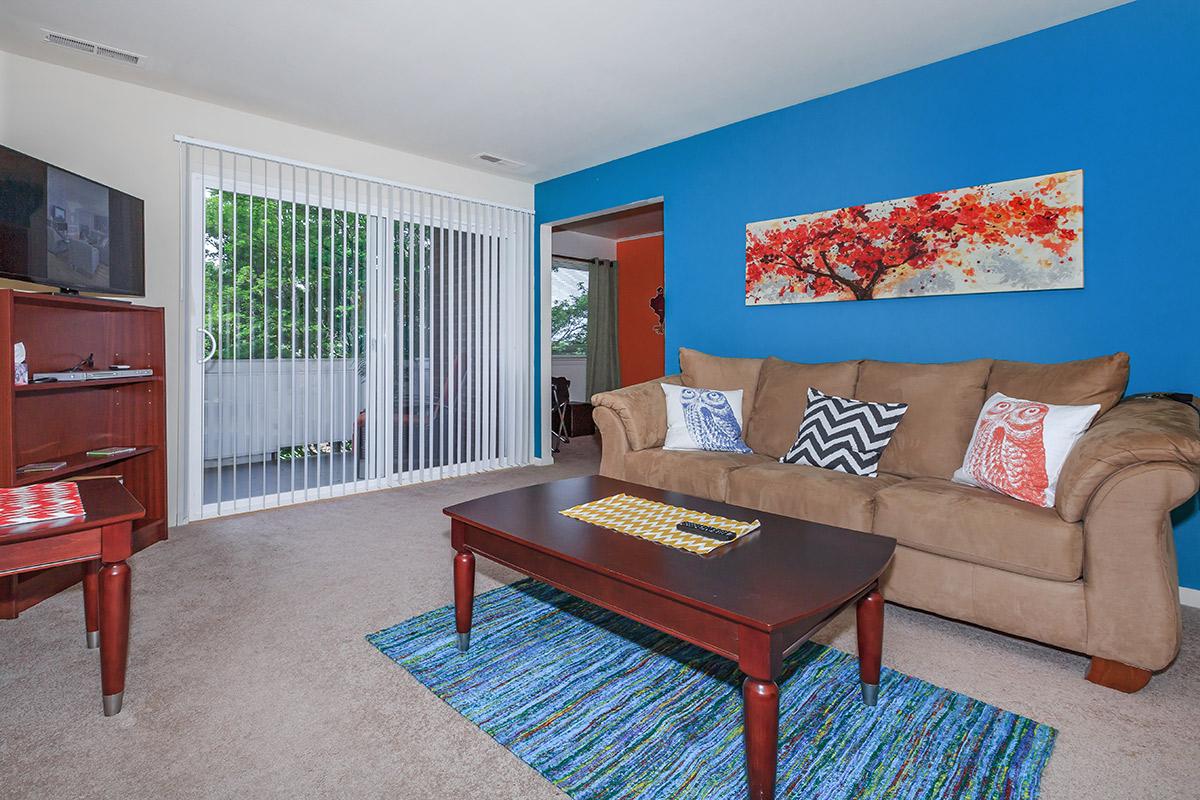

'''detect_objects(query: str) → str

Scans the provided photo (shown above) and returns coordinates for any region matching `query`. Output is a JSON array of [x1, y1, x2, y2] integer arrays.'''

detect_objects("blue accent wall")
[[535, 0, 1200, 589]]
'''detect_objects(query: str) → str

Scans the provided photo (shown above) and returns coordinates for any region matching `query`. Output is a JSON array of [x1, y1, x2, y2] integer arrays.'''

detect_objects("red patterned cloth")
[[0, 482, 85, 526]]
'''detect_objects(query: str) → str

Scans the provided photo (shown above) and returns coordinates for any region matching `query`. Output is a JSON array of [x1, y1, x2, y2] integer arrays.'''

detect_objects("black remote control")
[[676, 521, 737, 542]]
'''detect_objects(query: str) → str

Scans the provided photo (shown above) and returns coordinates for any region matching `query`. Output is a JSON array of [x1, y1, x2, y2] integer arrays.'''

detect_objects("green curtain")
[[585, 258, 620, 397]]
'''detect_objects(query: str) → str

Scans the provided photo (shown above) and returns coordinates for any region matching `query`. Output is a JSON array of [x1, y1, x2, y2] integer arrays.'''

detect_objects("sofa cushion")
[[987, 352, 1129, 417], [872, 477, 1083, 582], [679, 348, 765, 413], [744, 356, 861, 458], [623, 448, 772, 499], [855, 359, 992, 479], [726, 462, 904, 531]]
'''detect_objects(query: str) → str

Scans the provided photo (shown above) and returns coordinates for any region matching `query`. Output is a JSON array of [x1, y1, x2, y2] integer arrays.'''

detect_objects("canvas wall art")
[[745, 170, 1083, 305]]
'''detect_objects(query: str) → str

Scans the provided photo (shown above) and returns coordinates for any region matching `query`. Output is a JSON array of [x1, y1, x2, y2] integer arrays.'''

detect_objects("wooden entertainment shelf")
[[0, 289, 167, 618]]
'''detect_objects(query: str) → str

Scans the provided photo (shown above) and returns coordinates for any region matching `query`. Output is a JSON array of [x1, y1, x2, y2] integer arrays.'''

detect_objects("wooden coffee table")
[[443, 475, 896, 800]]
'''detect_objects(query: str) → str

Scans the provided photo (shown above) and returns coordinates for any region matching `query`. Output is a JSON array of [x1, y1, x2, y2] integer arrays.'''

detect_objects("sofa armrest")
[[593, 407, 629, 480], [1082, 462, 1197, 670], [1056, 398, 1200, 523], [590, 375, 682, 453], [1064, 399, 1200, 671]]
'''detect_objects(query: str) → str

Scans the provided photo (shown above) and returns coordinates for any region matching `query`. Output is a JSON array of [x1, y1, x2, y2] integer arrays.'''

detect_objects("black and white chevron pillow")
[[781, 388, 908, 477]]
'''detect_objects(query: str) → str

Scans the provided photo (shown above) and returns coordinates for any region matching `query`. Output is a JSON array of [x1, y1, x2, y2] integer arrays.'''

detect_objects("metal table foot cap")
[[86, 631, 100, 649], [860, 682, 879, 707], [457, 632, 470, 652], [102, 691, 124, 717]]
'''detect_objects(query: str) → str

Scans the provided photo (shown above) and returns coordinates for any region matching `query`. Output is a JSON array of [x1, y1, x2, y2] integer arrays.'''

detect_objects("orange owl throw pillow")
[[952, 392, 1100, 508]]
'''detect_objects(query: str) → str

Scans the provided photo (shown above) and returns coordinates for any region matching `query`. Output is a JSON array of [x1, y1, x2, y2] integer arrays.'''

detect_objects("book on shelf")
[[17, 461, 68, 474], [0, 482, 85, 526], [86, 447, 138, 457]]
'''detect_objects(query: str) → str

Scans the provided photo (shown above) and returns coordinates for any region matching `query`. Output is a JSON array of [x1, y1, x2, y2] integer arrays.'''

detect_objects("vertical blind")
[[177, 137, 535, 521]]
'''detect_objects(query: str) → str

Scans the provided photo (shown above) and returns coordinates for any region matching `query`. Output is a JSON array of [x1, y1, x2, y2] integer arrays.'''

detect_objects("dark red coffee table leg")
[[856, 586, 884, 706], [743, 677, 779, 800], [454, 549, 475, 651]]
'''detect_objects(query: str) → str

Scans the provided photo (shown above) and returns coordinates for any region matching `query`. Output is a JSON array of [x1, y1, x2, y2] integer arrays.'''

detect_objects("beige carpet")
[[2, 436, 1197, 799]]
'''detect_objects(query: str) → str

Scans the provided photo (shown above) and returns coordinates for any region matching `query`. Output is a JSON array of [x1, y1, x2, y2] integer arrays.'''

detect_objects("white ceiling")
[[0, 1, 1126, 183]]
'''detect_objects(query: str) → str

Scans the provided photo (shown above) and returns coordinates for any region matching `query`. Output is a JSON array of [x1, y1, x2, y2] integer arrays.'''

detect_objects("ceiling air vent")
[[474, 153, 527, 170], [43, 30, 142, 66], [44, 31, 95, 54], [96, 45, 141, 66]]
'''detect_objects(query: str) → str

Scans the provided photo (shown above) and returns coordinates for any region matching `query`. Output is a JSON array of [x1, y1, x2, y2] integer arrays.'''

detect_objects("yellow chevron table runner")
[[559, 493, 760, 555]]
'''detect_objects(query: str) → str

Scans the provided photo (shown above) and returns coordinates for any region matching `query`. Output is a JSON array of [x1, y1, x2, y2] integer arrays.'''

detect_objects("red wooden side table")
[[0, 478, 145, 715]]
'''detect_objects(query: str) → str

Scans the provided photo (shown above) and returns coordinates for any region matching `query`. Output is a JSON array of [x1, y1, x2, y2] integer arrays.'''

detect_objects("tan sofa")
[[591, 348, 1200, 692]]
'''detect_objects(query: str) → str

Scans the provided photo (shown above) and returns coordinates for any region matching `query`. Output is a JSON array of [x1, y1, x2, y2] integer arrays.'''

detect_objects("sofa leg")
[[1085, 657, 1152, 693]]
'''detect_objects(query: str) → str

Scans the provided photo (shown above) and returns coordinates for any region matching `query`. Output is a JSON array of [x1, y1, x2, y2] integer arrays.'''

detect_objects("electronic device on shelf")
[[0, 144, 145, 297], [31, 368, 153, 382]]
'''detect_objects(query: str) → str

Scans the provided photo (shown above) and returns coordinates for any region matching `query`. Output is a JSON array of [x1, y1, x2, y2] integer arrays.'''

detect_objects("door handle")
[[199, 327, 217, 363]]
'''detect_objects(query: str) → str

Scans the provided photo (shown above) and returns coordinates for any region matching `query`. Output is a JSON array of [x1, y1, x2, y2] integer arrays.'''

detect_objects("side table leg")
[[743, 676, 779, 800], [99, 561, 131, 716], [856, 587, 884, 706], [454, 550, 475, 651], [83, 561, 100, 649]]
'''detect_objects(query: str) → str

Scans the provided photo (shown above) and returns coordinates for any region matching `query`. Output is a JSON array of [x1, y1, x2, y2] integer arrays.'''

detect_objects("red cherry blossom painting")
[[745, 170, 1083, 305]]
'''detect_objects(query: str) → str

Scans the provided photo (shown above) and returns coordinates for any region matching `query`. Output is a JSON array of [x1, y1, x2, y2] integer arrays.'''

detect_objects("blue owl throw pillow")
[[661, 384, 752, 453]]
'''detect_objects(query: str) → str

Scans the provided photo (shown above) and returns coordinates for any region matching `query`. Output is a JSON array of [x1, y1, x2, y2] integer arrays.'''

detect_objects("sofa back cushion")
[[987, 353, 1129, 416], [744, 356, 861, 458], [855, 359, 993, 479], [679, 348, 764, 411]]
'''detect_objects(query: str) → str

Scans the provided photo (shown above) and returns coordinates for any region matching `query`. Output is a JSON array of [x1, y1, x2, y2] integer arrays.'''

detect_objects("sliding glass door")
[[178, 140, 534, 521]]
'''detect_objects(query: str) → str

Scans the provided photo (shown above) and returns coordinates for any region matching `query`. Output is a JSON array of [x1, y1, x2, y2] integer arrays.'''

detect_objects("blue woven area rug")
[[367, 580, 1056, 799]]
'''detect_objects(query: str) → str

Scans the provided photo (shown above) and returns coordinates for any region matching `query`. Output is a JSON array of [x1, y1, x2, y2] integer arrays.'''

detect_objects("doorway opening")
[[542, 198, 664, 453]]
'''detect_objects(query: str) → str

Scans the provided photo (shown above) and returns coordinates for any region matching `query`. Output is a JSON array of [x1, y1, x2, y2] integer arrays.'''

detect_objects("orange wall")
[[616, 235, 665, 386]]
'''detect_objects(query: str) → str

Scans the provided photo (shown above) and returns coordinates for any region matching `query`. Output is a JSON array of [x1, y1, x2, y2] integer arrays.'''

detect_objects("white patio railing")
[[202, 358, 364, 465]]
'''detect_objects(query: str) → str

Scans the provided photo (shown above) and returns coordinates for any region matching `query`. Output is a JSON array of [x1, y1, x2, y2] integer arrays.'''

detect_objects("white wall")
[[551, 356, 588, 403], [0, 49, 533, 525]]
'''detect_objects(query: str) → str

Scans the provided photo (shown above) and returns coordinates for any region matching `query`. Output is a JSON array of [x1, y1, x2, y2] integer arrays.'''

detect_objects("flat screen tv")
[[0, 144, 144, 297]]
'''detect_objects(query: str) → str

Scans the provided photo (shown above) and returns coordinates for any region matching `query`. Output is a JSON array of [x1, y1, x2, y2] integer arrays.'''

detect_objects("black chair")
[[550, 377, 571, 453]]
